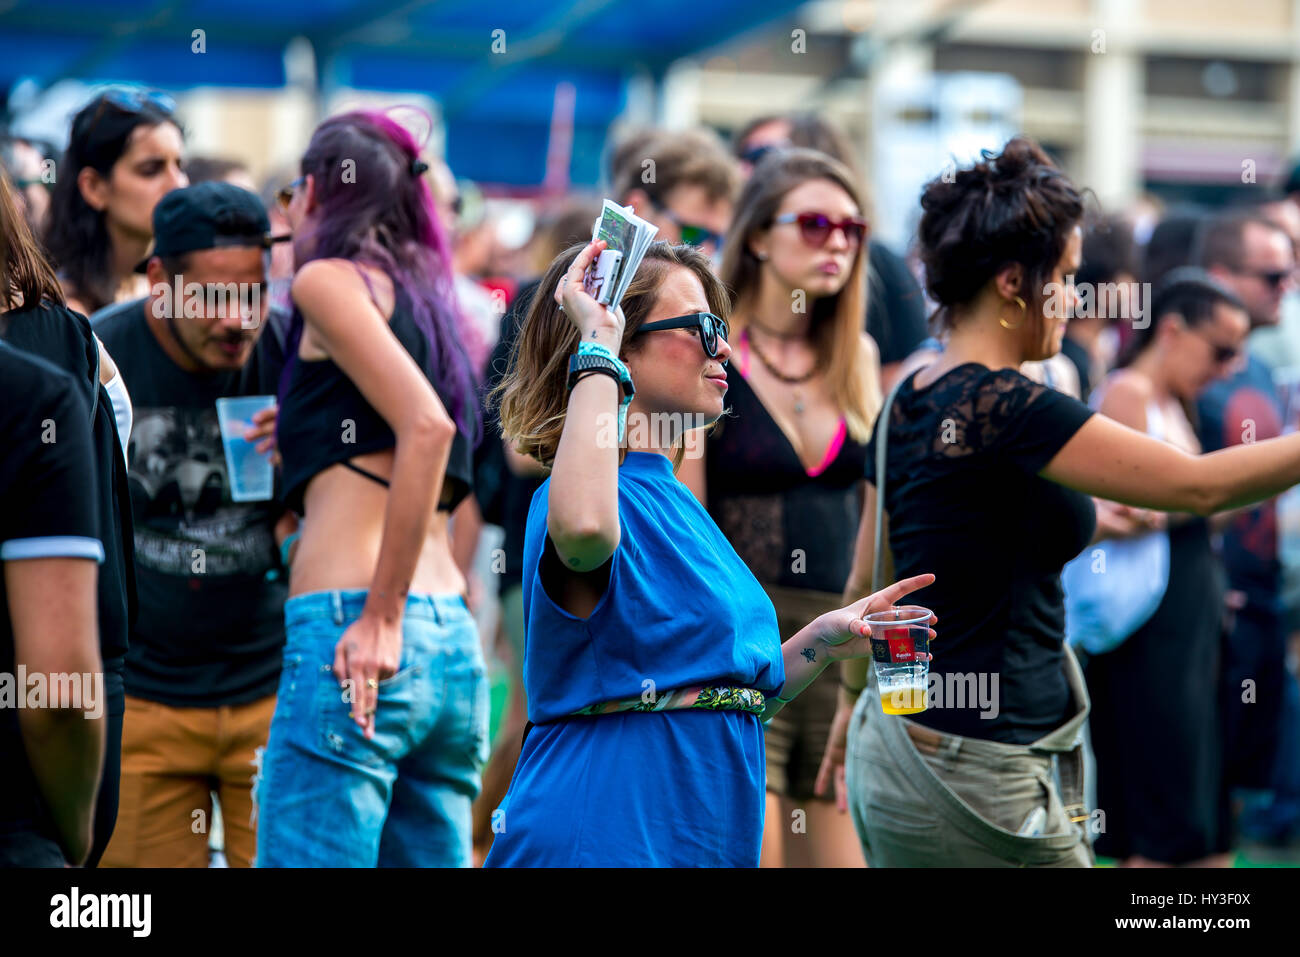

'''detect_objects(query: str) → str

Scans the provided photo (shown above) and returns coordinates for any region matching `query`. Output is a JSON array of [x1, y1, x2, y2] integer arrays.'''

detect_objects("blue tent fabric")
[[0, 0, 801, 185]]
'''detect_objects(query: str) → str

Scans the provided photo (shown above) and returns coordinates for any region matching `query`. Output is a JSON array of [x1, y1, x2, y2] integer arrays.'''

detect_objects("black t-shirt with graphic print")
[[0, 342, 103, 839], [866, 364, 1096, 744], [93, 298, 288, 707]]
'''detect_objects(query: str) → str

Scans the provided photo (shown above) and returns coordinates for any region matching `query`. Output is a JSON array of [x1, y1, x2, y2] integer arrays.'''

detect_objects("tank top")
[[1089, 374, 1166, 443], [705, 341, 869, 594], [277, 282, 472, 516]]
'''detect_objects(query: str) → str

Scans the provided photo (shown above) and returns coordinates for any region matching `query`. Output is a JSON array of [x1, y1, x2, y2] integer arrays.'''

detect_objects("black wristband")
[[567, 353, 634, 400], [841, 679, 866, 695], [569, 365, 623, 392]]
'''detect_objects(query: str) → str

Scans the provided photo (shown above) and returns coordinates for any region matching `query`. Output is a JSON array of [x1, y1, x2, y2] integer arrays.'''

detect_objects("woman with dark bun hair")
[[822, 138, 1300, 867]]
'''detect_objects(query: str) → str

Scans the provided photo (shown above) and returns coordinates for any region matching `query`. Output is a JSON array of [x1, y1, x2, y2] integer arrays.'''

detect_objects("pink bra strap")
[[807, 419, 847, 477]]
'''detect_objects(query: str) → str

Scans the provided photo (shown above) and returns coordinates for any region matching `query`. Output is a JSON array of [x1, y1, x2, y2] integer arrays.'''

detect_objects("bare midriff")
[[288, 447, 466, 600]]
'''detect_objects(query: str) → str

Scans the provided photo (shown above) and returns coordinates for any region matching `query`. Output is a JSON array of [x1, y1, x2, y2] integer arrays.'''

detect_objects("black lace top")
[[707, 367, 869, 594], [868, 363, 1096, 743]]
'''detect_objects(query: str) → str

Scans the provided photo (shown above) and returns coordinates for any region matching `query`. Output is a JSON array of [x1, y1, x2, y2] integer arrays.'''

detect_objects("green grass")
[[1094, 848, 1300, 868]]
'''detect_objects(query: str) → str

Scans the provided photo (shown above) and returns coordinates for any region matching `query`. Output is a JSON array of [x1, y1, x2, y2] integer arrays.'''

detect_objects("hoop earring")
[[998, 295, 1027, 331]]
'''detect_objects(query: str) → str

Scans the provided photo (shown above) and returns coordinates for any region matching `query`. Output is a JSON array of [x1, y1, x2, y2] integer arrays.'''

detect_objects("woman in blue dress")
[[485, 238, 935, 866]]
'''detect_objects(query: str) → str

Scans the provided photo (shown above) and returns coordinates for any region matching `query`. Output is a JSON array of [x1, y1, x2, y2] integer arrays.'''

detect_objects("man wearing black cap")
[[91, 182, 291, 868]]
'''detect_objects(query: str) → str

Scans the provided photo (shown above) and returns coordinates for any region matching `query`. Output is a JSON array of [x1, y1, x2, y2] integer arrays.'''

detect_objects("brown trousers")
[[100, 693, 277, 868]]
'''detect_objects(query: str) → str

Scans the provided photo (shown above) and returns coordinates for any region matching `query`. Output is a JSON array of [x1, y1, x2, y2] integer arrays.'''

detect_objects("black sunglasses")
[[636, 312, 730, 358], [1192, 327, 1240, 364], [1239, 268, 1293, 289]]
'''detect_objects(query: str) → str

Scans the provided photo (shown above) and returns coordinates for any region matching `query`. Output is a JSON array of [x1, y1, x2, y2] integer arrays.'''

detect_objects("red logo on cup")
[[884, 626, 914, 662]]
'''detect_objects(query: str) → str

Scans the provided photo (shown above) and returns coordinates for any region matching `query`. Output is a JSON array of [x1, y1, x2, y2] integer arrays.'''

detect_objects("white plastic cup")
[[215, 395, 275, 503]]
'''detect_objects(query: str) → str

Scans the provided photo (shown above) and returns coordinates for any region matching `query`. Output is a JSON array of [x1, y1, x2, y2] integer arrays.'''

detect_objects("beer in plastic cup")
[[216, 395, 275, 503], [864, 605, 933, 715]]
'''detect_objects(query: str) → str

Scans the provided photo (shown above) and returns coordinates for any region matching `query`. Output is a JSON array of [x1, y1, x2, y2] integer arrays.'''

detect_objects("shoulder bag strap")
[[871, 375, 909, 593]]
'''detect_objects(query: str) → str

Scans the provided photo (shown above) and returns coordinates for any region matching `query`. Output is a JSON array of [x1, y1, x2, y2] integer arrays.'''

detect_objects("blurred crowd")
[[2, 85, 1299, 868]]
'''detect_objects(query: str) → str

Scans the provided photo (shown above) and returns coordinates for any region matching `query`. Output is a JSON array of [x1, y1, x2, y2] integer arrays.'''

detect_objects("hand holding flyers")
[[583, 199, 658, 311], [584, 247, 623, 305]]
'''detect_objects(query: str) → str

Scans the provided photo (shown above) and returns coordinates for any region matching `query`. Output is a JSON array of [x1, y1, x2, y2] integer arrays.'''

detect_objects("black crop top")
[[277, 284, 473, 516]]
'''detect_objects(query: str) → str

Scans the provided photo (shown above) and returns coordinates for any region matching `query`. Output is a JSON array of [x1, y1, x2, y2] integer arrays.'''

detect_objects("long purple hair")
[[279, 108, 478, 442]]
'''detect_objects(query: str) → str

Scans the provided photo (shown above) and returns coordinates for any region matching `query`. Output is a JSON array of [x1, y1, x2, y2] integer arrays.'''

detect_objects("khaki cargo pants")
[[846, 645, 1094, 867]]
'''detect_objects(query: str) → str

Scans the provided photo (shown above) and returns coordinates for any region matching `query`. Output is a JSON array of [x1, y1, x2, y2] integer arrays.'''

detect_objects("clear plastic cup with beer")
[[863, 606, 933, 715]]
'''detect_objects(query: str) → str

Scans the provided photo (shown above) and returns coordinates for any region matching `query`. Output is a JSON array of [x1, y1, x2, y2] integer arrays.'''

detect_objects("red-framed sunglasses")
[[772, 211, 869, 249]]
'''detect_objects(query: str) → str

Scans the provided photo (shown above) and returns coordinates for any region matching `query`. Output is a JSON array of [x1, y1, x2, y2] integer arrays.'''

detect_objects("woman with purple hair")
[[254, 109, 486, 867]]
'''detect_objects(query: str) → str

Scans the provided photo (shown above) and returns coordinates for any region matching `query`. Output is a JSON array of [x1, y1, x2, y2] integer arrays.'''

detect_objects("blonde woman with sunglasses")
[[677, 148, 882, 868]]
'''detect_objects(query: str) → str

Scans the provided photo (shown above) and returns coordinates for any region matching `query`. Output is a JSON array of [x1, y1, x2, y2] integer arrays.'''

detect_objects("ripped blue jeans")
[[254, 590, 488, 867]]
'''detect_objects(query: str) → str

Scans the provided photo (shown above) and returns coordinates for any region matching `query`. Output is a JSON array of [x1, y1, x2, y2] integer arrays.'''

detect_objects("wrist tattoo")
[[569, 557, 580, 567], [801, 647, 816, 663]]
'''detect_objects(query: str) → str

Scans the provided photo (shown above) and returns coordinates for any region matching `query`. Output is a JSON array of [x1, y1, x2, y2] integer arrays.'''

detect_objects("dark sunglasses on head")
[[636, 312, 730, 358], [772, 211, 869, 249]]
